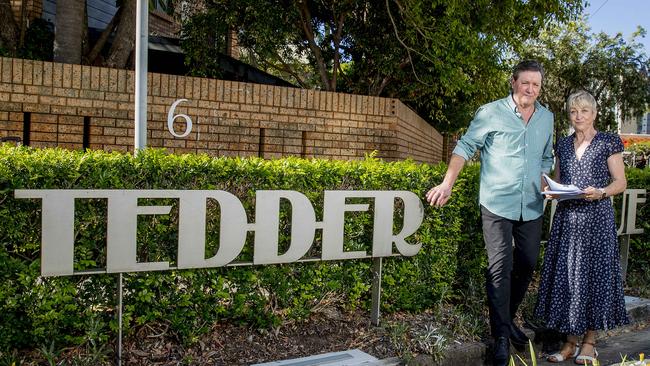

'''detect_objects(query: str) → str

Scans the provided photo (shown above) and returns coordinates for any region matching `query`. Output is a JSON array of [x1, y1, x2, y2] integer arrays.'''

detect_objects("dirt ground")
[[121, 309, 402, 366]]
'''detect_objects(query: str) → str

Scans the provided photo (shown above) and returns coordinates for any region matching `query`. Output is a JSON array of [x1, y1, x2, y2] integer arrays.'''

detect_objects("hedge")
[[0, 146, 484, 349], [625, 169, 650, 271], [1, 145, 647, 351]]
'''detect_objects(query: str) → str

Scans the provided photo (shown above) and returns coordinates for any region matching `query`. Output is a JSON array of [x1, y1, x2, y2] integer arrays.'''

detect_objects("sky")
[[584, 0, 650, 54]]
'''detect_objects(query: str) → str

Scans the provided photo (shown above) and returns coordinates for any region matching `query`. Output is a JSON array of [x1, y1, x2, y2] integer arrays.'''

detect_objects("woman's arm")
[[603, 152, 627, 197], [582, 152, 627, 200]]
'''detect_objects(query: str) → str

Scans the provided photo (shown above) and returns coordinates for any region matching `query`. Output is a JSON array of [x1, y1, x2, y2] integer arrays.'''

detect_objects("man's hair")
[[512, 60, 544, 81], [567, 90, 598, 114]]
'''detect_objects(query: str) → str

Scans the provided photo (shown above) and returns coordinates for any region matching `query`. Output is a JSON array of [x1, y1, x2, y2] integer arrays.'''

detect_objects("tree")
[[46, 0, 140, 68], [104, 0, 137, 68], [180, 0, 584, 132], [0, 0, 19, 55], [519, 18, 650, 135], [54, 0, 86, 64]]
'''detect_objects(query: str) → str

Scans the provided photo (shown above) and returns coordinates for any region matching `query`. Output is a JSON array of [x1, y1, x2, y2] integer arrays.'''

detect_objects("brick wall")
[[150, 10, 181, 39], [0, 57, 443, 163], [10, 0, 42, 23]]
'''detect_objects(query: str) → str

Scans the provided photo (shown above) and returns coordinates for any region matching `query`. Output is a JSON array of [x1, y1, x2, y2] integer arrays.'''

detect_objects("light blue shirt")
[[453, 95, 554, 221]]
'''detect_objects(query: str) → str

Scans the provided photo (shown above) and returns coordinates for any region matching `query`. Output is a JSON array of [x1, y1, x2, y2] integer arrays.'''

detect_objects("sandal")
[[575, 341, 598, 365], [547, 341, 580, 363]]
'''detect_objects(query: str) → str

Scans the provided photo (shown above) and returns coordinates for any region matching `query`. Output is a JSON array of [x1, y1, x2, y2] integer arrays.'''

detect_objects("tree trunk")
[[54, 0, 86, 64], [0, 0, 19, 54], [295, 0, 332, 91], [85, 5, 123, 65], [105, 0, 136, 69]]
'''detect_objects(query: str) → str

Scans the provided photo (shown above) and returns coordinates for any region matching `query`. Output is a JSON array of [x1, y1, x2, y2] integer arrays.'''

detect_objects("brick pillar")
[[10, 0, 42, 22], [226, 28, 240, 60], [442, 133, 459, 164]]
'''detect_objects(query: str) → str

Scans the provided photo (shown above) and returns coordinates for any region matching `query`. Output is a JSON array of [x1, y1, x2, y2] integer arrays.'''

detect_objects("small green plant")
[[508, 340, 537, 366], [38, 341, 58, 366]]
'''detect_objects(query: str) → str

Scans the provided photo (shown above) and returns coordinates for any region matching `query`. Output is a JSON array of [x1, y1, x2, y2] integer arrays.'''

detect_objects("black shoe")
[[509, 323, 529, 352], [493, 336, 510, 366]]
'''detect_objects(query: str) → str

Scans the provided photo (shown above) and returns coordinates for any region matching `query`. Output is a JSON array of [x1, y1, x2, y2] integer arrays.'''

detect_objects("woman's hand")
[[582, 186, 603, 201]]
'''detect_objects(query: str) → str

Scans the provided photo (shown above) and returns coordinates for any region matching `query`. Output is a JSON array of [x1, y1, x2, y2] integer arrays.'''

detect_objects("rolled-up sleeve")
[[541, 116, 554, 173], [453, 107, 490, 161]]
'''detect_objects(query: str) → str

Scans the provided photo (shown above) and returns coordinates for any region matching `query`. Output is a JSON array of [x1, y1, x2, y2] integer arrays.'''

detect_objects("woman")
[[535, 90, 628, 364]]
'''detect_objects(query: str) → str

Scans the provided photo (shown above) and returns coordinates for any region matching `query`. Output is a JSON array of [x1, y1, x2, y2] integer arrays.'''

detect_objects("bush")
[[0, 146, 482, 350], [624, 168, 650, 272], [2, 146, 646, 353]]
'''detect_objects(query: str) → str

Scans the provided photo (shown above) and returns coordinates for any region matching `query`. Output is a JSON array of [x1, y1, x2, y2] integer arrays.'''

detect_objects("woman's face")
[[569, 104, 596, 132]]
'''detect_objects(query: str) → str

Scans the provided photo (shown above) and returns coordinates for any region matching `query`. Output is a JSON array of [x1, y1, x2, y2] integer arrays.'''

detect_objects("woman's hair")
[[567, 90, 598, 114]]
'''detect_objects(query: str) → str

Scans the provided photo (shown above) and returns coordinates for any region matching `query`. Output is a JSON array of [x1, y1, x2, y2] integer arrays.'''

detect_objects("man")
[[426, 60, 553, 366]]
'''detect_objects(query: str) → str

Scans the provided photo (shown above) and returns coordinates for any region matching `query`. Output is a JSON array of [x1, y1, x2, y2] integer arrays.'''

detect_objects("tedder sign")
[[15, 190, 425, 277]]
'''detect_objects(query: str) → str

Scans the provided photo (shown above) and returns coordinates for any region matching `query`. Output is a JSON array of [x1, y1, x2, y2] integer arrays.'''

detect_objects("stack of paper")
[[542, 174, 584, 200]]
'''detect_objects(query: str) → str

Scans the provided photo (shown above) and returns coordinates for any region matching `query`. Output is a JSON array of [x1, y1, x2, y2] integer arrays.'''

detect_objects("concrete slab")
[[252, 349, 378, 366]]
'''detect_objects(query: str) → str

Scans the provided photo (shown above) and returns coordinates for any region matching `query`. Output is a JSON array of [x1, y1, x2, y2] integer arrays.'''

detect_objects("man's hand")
[[541, 185, 558, 200], [426, 183, 453, 207]]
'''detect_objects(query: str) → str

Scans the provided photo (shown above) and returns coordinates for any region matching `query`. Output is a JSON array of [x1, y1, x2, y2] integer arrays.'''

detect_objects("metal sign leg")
[[371, 257, 382, 326], [118, 272, 123, 366]]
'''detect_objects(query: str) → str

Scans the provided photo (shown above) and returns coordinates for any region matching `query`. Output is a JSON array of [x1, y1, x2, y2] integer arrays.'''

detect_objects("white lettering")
[[14, 189, 425, 276]]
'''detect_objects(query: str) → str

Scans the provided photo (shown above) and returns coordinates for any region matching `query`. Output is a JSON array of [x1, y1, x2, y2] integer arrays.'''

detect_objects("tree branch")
[[330, 9, 346, 91], [86, 5, 123, 65], [295, 0, 332, 90], [385, 0, 432, 86], [253, 49, 310, 89]]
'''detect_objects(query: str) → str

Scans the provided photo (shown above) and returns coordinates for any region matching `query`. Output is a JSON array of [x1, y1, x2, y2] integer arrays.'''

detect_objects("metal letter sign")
[[14, 190, 425, 277]]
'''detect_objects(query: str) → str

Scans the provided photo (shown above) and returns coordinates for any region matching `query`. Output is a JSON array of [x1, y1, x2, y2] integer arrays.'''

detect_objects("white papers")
[[542, 174, 584, 200]]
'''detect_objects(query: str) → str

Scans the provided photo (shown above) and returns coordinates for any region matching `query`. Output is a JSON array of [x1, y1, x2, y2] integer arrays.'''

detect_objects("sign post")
[[134, 0, 148, 151]]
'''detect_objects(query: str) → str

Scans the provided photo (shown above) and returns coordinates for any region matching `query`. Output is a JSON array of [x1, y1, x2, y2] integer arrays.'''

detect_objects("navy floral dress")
[[534, 131, 629, 335]]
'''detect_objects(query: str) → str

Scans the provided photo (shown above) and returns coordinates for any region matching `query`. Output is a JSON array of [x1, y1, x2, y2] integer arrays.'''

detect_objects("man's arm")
[[425, 154, 466, 206]]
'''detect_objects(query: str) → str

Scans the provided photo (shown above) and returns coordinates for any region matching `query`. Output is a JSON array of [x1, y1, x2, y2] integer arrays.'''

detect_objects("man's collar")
[[507, 94, 539, 115]]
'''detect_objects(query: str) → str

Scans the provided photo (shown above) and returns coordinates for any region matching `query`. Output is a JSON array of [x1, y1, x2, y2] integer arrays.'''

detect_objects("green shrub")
[[1, 145, 646, 353], [0, 146, 481, 350], [624, 168, 650, 273]]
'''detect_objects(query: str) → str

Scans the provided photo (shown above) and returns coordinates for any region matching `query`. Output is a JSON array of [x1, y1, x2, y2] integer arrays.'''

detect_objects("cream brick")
[[70, 64, 81, 89], [115, 136, 135, 146], [163, 138, 186, 148], [22, 60, 33, 85], [118, 69, 127, 93], [31, 122, 57, 133], [125, 70, 135, 93], [89, 135, 115, 144], [99, 67, 109, 91], [176, 76, 186, 98], [200, 78, 209, 100], [151, 73, 161, 96], [23, 103, 50, 113], [1, 58, 11, 83], [193, 77, 201, 100], [108, 68, 118, 92], [10, 94, 38, 103], [41, 61, 52, 86], [61, 64, 72, 89], [279, 107, 297, 116], [11, 59, 22, 84], [58, 124, 84, 134], [77, 107, 103, 117]]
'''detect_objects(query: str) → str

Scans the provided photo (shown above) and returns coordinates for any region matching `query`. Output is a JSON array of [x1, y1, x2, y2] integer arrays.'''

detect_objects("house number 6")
[[167, 99, 193, 137]]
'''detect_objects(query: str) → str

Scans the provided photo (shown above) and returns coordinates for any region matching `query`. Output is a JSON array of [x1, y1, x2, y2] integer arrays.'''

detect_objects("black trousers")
[[481, 205, 543, 338]]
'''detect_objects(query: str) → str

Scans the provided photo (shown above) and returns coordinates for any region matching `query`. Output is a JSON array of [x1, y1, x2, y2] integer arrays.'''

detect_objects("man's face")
[[510, 71, 542, 107]]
